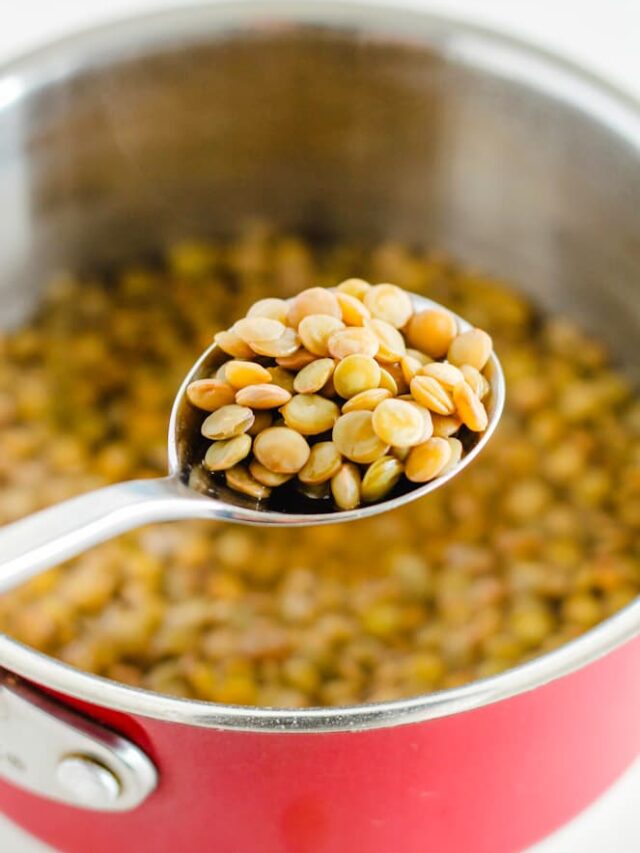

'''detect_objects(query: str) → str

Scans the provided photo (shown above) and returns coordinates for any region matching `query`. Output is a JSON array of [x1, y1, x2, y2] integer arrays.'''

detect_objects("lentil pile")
[[187, 282, 494, 509], [0, 231, 638, 707]]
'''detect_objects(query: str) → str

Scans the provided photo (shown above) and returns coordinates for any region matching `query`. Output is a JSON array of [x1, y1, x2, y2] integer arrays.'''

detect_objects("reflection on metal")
[[0, 671, 157, 810]]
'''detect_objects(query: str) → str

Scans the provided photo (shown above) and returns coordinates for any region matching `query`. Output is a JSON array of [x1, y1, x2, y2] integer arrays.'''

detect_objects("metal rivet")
[[56, 756, 121, 806]]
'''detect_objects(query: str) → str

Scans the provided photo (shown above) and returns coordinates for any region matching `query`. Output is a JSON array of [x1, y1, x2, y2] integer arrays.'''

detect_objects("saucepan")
[[0, 3, 639, 852]]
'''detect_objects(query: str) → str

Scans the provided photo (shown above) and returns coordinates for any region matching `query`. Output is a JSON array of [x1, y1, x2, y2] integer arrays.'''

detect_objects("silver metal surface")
[[0, 1, 638, 731], [0, 291, 504, 591], [56, 756, 121, 807], [0, 671, 157, 808]]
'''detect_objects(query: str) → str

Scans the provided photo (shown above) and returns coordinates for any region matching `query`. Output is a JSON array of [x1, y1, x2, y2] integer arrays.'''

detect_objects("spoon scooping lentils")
[[187, 282, 496, 510]]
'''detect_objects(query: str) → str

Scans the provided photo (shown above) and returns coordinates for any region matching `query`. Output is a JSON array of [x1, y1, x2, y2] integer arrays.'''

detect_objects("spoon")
[[0, 292, 505, 592]]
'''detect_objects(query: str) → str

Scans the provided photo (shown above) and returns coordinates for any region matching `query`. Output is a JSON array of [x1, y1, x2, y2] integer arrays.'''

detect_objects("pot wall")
[[1, 636, 639, 853], [1, 5, 639, 361]]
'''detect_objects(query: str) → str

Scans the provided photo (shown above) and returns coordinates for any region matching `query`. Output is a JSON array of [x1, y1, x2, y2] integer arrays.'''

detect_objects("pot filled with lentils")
[[0, 6, 639, 853]]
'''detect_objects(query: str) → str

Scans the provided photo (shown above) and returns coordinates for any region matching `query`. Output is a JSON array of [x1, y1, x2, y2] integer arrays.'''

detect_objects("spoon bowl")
[[170, 292, 505, 520], [0, 290, 504, 591]]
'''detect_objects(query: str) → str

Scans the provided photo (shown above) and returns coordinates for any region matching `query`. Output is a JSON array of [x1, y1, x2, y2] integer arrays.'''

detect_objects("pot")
[[0, 3, 639, 852]]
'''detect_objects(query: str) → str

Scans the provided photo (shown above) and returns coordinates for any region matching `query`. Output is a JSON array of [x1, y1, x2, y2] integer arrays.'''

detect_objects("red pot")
[[0, 4, 639, 852]]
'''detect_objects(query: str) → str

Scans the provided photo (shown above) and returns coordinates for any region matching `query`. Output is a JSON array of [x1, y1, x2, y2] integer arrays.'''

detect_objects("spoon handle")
[[0, 477, 209, 593]]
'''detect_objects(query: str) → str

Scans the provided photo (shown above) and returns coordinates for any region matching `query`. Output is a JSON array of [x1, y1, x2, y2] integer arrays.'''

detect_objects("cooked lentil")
[[189, 282, 494, 507], [0, 230, 637, 709]]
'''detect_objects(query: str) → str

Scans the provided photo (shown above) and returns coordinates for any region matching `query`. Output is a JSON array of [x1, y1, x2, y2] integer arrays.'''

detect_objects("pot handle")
[[0, 670, 157, 810]]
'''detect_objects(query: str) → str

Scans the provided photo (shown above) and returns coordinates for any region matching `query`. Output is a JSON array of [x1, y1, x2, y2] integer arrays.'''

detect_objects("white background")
[[0, 1, 639, 851]]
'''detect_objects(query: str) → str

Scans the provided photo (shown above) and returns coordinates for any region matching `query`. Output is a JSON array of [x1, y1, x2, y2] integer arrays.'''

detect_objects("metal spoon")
[[0, 292, 505, 592]]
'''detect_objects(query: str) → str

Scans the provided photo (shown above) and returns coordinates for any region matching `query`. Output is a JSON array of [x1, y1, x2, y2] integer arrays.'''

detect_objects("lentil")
[[336, 278, 371, 300], [371, 399, 425, 447], [186, 379, 236, 412], [204, 434, 252, 471], [331, 463, 362, 510], [293, 358, 335, 394], [0, 230, 637, 710], [410, 376, 455, 415], [287, 287, 341, 328], [406, 437, 452, 483], [327, 326, 380, 360], [233, 317, 285, 344], [363, 283, 413, 328], [406, 309, 457, 358], [249, 459, 293, 487], [298, 442, 343, 484], [253, 427, 310, 474], [298, 314, 345, 357], [249, 327, 300, 358], [224, 361, 272, 389], [188, 281, 493, 508], [448, 328, 493, 370], [453, 381, 489, 432], [332, 412, 390, 464], [225, 466, 272, 500], [281, 394, 340, 435], [235, 384, 292, 409], [342, 388, 392, 413], [336, 292, 371, 326], [333, 355, 381, 399], [361, 456, 405, 502], [201, 405, 255, 440]]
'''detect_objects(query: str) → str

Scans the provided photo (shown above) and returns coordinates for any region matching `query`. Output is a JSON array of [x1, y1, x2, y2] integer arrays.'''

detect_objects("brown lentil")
[[201, 405, 255, 440], [406, 309, 457, 358], [332, 411, 390, 464], [410, 375, 456, 415], [406, 437, 452, 483], [235, 384, 292, 409], [298, 441, 343, 484], [342, 388, 392, 413], [287, 287, 342, 328], [0, 230, 637, 711], [379, 369, 400, 398], [363, 283, 413, 329], [224, 361, 272, 389], [331, 463, 362, 510], [336, 292, 371, 326], [203, 434, 252, 471], [186, 379, 236, 412], [333, 355, 381, 399], [361, 456, 405, 503], [453, 381, 489, 432], [188, 279, 493, 508], [293, 358, 335, 394], [327, 326, 380, 360], [298, 314, 345, 357], [280, 394, 340, 435], [248, 459, 293, 487], [225, 466, 272, 500], [371, 399, 426, 447], [249, 327, 300, 358], [448, 328, 493, 370], [253, 427, 310, 474], [233, 317, 285, 344]]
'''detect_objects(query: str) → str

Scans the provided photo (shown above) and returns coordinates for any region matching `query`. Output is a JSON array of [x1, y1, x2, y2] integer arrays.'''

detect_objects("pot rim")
[[1, 0, 639, 733]]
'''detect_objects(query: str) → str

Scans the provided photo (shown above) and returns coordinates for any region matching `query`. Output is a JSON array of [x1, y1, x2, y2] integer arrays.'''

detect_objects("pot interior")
[[0, 6, 638, 714], [0, 9, 638, 356]]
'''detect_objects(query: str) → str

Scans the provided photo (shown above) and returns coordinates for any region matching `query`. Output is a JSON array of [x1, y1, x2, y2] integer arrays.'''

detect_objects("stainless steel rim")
[[1, 0, 639, 732]]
